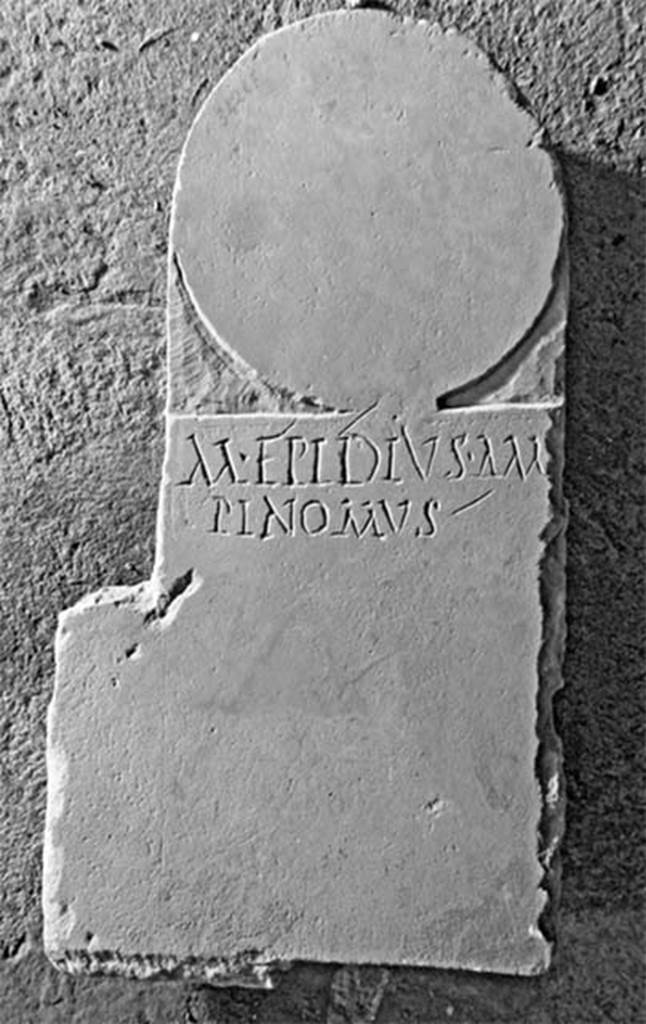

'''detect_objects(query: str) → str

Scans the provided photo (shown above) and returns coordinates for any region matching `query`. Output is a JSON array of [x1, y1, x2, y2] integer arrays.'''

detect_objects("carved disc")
[[173, 10, 563, 408]]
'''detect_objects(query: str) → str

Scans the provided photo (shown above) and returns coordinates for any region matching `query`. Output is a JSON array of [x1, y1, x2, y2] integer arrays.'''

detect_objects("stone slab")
[[43, 10, 566, 982]]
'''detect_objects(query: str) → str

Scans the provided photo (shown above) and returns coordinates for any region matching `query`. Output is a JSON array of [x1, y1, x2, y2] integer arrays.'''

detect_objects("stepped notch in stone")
[[44, 10, 566, 981]]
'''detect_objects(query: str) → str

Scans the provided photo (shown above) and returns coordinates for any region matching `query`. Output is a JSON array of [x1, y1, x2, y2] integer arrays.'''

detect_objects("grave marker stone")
[[44, 10, 566, 983]]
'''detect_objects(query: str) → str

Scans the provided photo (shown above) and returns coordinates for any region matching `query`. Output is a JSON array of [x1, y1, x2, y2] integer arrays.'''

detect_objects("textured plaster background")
[[0, 0, 643, 1021]]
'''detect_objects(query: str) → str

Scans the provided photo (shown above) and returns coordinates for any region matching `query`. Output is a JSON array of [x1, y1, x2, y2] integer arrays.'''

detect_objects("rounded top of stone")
[[172, 10, 563, 412]]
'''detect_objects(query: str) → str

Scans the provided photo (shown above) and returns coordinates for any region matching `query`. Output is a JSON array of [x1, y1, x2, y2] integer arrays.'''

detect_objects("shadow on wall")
[[556, 153, 645, 914]]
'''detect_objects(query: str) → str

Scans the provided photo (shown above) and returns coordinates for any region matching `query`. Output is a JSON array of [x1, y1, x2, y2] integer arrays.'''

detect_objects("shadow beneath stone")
[[555, 152, 645, 916]]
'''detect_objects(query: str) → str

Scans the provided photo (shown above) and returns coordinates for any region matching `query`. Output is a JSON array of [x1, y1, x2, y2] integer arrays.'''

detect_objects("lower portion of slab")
[[45, 585, 549, 975], [44, 409, 564, 978]]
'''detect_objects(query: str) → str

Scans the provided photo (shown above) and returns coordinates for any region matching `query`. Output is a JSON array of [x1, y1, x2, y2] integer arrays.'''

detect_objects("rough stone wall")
[[0, 1, 643, 1021]]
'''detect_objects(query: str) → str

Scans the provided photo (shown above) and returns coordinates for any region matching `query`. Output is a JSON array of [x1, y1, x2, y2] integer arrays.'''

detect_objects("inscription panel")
[[163, 407, 550, 555], [163, 407, 548, 548]]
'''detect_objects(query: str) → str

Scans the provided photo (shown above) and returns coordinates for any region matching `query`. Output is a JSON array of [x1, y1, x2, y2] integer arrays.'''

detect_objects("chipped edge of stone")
[[53, 568, 203, 644], [437, 246, 568, 410], [42, 734, 71, 957], [534, 403, 568, 967], [436, 98, 568, 412], [45, 948, 288, 989]]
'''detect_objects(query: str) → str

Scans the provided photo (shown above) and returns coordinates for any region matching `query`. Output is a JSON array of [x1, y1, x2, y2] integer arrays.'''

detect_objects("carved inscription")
[[174, 411, 547, 540]]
